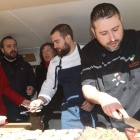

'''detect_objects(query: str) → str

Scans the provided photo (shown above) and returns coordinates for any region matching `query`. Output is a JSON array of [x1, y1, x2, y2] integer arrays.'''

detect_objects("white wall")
[[18, 47, 40, 66]]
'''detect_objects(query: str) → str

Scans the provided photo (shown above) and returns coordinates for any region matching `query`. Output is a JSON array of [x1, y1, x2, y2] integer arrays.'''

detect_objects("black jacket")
[[1, 55, 36, 122]]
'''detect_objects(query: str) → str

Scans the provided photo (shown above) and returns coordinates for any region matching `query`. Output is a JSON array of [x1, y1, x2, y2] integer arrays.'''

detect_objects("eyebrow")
[[99, 25, 120, 34], [7, 43, 17, 46], [112, 25, 119, 30], [53, 39, 59, 43]]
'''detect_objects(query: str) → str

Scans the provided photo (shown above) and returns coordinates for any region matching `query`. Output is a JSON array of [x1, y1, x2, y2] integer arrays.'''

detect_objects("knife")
[[124, 116, 140, 130], [20, 106, 43, 114], [117, 110, 140, 130]]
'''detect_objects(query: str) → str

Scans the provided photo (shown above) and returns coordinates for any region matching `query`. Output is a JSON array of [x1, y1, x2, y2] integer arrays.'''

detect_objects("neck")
[[67, 41, 76, 55], [4, 56, 16, 62]]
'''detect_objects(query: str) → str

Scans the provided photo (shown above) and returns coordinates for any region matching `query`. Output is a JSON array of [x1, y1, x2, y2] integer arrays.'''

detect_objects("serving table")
[[0, 123, 31, 133]]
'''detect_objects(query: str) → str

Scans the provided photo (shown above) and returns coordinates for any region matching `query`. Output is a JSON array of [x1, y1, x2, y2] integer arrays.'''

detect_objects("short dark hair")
[[91, 3, 121, 28], [39, 42, 55, 62], [50, 24, 73, 40], [0, 36, 17, 48]]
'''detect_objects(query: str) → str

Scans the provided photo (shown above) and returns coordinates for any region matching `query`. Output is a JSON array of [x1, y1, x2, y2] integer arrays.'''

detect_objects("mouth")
[[45, 55, 49, 59], [107, 40, 119, 48], [11, 51, 17, 55], [56, 48, 61, 52], [109, 42, 117, 47]]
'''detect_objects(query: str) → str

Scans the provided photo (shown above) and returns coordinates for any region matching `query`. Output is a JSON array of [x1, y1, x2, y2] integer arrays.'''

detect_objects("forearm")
[[37, 96, 47, 105], [82, 85, 104, 105], [82, 85, 129, 119]]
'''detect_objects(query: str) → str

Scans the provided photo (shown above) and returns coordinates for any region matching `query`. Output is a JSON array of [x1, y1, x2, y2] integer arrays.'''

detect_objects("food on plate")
[[125, 128, 140, 140], [79, 127, 128, 140], [0, 127, 129, 140]]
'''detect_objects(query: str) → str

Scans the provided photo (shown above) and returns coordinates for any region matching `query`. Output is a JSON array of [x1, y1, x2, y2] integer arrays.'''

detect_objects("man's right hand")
[[98, 93, 129, 119], [29, 99, 43, 113]]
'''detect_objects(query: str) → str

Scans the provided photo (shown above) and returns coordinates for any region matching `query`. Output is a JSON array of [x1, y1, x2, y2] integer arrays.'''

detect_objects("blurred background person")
[[0, 63, 30, 118], [35, 42, 63, 130], [0, 36, 36, 122]]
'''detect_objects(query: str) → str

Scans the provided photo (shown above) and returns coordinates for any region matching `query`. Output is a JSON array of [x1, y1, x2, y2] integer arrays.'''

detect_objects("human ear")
[[1, 48, 4, 53], [91, 28, 96, 38], [65, 35, 71, 43]]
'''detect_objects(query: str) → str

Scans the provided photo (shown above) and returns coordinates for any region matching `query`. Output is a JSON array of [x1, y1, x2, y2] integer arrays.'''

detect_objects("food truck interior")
[[0, 0, 140, 131]]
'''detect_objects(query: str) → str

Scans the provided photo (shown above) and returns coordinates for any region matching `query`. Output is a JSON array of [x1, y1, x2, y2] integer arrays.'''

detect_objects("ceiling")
[[0, 0, 140, 49]]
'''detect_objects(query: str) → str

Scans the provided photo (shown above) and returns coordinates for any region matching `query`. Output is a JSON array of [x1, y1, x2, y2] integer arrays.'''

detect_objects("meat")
[[125, 128, 140, 140]]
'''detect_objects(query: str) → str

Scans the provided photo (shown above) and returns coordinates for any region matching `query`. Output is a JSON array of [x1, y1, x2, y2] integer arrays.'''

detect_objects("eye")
[[113, 27, 118, 32], [55, 40, 59, 44], [113, 29, 118, 32], [101, 32, 107, 35], [7, 45, 11, 48]]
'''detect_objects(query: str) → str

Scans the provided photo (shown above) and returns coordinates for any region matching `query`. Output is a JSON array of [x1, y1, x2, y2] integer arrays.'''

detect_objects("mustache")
[[10, 50, 17, 54], [107, 39, 119, 46]]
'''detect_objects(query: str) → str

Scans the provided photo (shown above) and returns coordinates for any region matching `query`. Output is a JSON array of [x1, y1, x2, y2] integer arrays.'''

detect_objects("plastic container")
[[0, 116, 7, 125]]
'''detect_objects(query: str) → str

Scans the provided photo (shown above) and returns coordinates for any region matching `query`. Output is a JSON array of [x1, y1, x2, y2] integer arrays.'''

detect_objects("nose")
[[54, 43, 58, 49], [43, 51, 48, 55], [11, 45, 16, 51], [109, 32, 115, 42]]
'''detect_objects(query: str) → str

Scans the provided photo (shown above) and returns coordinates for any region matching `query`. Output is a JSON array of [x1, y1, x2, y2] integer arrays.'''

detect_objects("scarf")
[[44, 61, 50, 68]]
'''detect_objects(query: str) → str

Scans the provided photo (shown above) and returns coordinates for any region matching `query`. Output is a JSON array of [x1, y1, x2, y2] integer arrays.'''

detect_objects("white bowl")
[[0, 116, 7, 125]]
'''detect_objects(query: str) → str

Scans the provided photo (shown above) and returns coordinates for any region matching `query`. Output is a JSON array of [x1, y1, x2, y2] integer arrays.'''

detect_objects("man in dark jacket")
[[0, 36, 36, 122], [81, 3, 140, 132]]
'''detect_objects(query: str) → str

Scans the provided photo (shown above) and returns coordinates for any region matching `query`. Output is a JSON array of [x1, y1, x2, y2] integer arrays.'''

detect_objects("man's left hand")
[[81, 100, 95, 112], [26, 86, 34, 96]]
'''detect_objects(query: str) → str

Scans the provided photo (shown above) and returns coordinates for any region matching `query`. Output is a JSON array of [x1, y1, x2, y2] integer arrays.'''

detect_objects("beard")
[[56, 42, 71, 57], [105, 29, 124, 52], [106, 39, 121, 52], [4, 50, 17, 60]]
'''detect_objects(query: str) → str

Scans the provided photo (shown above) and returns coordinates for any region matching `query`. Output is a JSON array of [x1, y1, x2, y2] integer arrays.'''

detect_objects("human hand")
[[26, 86, 34, 96], [29, 99, 43, 113], [22, 99, 31, 108], [81, 100, 95, 112], [37, 116, 43, 126], [99, 93, 128, 119]]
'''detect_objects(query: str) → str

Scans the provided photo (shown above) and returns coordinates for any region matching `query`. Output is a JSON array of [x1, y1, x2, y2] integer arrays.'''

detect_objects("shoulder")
[[76, 43, 84, 49], [79, 44, 84, 49], [124, 29, 140, 40], [50, 55, 60, 64], [36, 65, 46, 72], [0, 64, 4, 74], [17, 55, 31, 66], [19, 60, 32, 67], [82, 39, 99, 55]]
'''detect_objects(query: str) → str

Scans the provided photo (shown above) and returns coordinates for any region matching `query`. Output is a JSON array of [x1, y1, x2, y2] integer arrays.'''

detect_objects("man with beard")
[[30, 24, 97, 129], [81, 3, 140, 131], [0, 36, 36, 122]]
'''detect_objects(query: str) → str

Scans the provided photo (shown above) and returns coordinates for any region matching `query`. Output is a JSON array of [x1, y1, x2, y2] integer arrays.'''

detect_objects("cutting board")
[[0, 123, 31, 133]]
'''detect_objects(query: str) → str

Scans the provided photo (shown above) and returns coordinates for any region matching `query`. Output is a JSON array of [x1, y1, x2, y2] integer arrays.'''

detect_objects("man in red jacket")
[[0, 63, 30, 117]]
